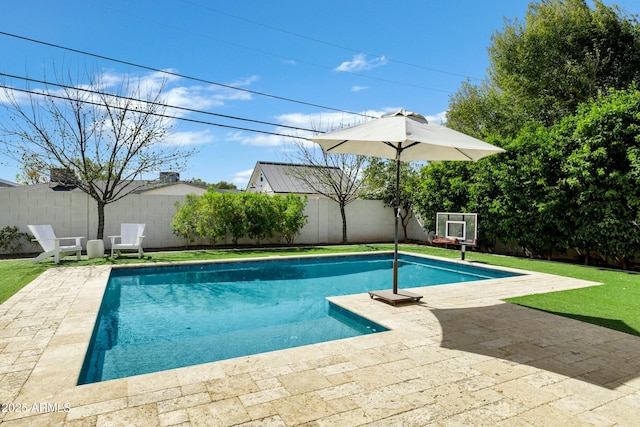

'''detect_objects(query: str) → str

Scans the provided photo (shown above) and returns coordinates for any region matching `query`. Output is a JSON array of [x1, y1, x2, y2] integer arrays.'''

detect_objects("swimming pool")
[[78, 253, 520, 384]]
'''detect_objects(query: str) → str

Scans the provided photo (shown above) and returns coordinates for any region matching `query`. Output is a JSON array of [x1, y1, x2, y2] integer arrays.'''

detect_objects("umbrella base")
[[368, 290, 423, 306]]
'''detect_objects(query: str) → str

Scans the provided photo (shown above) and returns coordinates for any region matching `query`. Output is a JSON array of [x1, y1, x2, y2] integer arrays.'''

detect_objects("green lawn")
[[1, 244, 638, 336]]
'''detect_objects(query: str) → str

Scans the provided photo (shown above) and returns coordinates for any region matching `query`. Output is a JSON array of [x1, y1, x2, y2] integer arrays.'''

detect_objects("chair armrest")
[[32, 237, 84, 246], [108, 235, 122, 244], [57, 236, 84, 245]]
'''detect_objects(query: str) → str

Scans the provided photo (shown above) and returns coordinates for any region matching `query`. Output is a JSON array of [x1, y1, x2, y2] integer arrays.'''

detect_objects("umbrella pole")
[[393, 152, 400, 294]]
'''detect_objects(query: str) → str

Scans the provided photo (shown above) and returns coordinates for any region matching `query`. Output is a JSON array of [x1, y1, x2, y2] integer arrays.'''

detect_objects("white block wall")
[[0, 190, 429, 254]]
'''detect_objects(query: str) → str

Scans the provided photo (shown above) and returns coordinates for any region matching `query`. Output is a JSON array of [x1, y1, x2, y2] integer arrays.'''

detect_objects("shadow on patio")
[[430, 302, 640, 390]]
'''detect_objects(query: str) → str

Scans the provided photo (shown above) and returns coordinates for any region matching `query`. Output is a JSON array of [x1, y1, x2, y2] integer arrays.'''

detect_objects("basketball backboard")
[[435, 212, 478, 246]]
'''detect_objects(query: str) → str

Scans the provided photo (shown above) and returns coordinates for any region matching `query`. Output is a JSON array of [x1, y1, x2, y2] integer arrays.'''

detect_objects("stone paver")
[[1, 252, 639, 426]]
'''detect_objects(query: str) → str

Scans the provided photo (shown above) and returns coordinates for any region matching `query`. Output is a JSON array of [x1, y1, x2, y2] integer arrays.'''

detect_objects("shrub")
[[275, 195, 309, 244], [171, 194, 201, 247], [0, 226, 32, 254], [171, 192, 308, 247]]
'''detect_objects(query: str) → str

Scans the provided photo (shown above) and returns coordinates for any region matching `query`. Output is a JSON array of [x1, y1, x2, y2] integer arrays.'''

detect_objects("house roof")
[[0, 178, 19, 187], [136, 180, 209, 194], [247, 161, 347, 194], [1, 180, 211, 194]]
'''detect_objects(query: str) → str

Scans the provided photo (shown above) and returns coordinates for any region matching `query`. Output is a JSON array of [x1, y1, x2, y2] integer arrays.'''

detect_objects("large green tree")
[[361, 159, 420, 242], [446, 80, 526, 141], [429, 0, 640, 268], [489, 0, 640, 126], [412, 162, 474, 232], [448, 0, 640, 137], [478, 125, 569, 257], [555, 89, 640, 268]]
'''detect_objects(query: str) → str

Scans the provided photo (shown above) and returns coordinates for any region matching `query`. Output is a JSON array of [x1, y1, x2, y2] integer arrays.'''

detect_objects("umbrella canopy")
[[311, 110, 504, 162], [309, 110, 505, 303]]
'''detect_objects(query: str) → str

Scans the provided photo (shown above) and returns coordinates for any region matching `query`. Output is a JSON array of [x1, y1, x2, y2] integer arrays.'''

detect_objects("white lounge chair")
[[27, 225, 84, 264], [109, 223, 145, 258]]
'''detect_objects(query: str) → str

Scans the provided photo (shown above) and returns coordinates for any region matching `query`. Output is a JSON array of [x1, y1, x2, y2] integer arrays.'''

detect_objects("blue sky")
[[1, 0, 639, 188]]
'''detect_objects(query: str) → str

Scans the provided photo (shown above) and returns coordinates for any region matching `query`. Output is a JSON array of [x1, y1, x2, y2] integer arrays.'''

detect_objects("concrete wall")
[[0, 190, 429, 254]]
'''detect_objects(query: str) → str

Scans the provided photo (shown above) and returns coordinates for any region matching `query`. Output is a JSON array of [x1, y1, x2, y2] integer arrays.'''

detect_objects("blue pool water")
[[78, 253, 520, 384]]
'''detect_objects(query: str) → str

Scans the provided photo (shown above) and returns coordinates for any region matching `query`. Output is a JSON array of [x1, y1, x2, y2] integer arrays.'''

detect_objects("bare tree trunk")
[[400, 210, 412, 243], [0, 68, 195, 244], [401, 220, 408, 243], [96, 200, 106, 240], [339, 202, 348, 244]]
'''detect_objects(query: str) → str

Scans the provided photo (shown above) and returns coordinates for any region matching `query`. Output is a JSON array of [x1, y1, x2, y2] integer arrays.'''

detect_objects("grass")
[[402, 245, 640, 336], [0, 260, 48, 304], [1, 244, 638, 336]]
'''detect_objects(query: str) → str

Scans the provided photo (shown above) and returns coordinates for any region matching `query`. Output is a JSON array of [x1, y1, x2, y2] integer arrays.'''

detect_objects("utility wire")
[[0, 31, 377, 119], [0, 72, 318, 134], [179, 0, 481, 81], [0, 85, 309, 139], [98, 4, 456, 94]]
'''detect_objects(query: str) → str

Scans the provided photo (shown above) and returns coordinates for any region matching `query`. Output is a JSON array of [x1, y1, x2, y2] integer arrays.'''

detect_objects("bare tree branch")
[[284, 136, 371, 243], [0, 67, 197, 239]]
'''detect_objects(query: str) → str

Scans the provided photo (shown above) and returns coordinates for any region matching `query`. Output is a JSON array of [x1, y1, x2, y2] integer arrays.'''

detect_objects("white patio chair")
[[27, 225, 84, 264], [109, 223, 145, 258]]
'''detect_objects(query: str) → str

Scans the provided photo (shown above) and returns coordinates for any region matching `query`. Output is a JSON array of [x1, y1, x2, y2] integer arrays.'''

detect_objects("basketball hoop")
[[433, 212, 478, 260]]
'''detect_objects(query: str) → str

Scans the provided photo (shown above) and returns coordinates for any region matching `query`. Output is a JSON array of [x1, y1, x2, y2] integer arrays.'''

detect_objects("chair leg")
[[33, 251, 53, 263]]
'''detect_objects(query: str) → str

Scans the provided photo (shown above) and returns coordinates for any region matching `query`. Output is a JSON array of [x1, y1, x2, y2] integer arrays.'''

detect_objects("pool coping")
[[2, 251, 640, 425]]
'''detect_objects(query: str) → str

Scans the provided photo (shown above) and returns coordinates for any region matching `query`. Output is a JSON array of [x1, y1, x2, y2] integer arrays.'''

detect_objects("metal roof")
[[250, 161, 346, 194], [0, 178, 19, 187], [0, 180, 209, 194]]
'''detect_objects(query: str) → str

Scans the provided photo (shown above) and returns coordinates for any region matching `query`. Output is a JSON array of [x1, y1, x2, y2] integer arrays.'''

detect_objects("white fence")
[[0, 190, 429, 254]]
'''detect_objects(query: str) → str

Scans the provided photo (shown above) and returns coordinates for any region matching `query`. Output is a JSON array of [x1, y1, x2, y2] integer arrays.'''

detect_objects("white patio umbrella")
[[309, 110, 505, 304]]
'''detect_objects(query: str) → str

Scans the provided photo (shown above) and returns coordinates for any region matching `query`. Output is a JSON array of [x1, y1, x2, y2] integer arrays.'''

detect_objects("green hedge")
[[171, 192, 308, 246]]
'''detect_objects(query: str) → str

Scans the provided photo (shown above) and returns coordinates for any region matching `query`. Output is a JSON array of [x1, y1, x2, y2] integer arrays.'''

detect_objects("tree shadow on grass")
[[515, 306, 640, 337], [430, 303, 640, 390]]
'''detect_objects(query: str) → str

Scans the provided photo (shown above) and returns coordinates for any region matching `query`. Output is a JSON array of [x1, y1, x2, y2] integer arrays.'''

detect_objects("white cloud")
[[276, 111, 381, 133], [1, 68, 260, 122], [230, 75, 259, 87], [0, 86, 30, 104], [164, 86, 224, 112], [227, 131, 287, 147], [425, 111, 447, 124], [255, 111, 384, 151], [163, 129, 216, 147], [220, 111, 366, 152], [136, 70, 181, 94], [89, 69, 259, 109], [351, 86, 368, 92], [335, 54, 388, 72], [231, 168, 254, 188]]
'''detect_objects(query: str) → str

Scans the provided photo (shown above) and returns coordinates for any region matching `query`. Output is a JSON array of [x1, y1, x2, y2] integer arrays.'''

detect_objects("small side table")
[[87, 240, 105, 259]]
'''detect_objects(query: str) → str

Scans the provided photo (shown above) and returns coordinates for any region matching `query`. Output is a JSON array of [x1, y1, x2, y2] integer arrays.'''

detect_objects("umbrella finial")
[[383, 109, 428, 123]]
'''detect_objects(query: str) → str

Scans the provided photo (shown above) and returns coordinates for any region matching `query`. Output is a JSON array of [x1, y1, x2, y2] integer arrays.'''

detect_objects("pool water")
[[78, 254, 519, 384]]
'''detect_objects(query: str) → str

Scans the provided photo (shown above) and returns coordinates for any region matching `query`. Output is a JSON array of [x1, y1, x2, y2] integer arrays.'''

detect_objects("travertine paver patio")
[[1, 252, 640, 426]]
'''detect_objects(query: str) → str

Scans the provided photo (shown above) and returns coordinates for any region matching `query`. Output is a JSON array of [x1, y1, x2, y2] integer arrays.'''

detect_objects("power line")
[[0, 84, 309, 140], [0, 31, 378, 119], [179, 0, 482, 82], [98, 4, 457, 94], [0, 72, 318, 134]]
